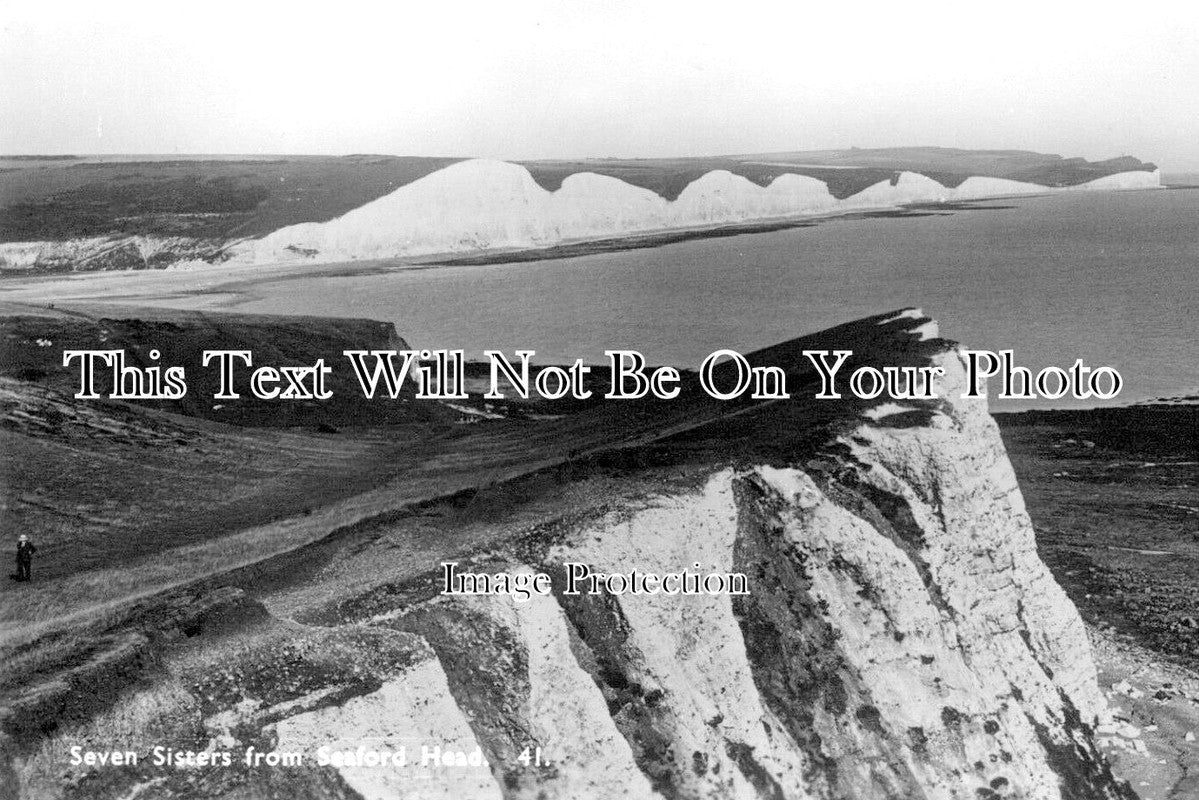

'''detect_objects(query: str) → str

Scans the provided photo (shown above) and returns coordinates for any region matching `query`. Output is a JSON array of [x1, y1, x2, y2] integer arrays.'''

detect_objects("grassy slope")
[[0, 304, 459, 586], [0, 155, 461, 244], [0, 307, 944, 655]]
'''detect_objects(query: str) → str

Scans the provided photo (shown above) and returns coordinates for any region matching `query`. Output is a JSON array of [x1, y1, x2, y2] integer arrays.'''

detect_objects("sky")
[[3, 1, 1198, 171]]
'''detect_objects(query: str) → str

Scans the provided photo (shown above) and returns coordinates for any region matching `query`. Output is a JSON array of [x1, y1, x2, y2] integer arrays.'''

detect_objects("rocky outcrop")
[[7, 312, 1137, 799], [253, 328, 1131, 799]]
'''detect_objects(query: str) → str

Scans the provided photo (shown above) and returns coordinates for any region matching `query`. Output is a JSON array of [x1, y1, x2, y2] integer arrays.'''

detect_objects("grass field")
[[0, 155, 461, 244]]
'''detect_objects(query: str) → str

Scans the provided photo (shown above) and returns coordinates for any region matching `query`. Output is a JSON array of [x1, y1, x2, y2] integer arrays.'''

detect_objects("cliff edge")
[[279, 333, 1126, 799], [6, 310, 1135, 799]]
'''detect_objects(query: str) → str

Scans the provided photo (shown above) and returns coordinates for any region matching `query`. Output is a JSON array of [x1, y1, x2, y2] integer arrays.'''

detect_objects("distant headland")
[[0, 147, 1160, 272]]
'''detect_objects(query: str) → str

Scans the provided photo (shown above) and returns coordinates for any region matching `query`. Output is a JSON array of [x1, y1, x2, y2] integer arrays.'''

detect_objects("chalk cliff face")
[[231, 160, 1160, 266], [4, 311, 1138, 799], [261, 335, 1128, 799], [0, 159, 1161, 272]]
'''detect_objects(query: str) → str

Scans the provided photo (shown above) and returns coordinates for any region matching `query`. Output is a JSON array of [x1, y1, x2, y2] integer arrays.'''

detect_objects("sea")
[[219, 187, 1197, 411]]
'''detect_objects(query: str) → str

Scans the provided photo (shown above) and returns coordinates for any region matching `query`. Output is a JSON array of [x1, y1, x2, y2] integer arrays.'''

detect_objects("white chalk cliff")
[[0, 160, 1160, 272], [4, 311, 1139, 799], [249, 319, 1131, 800], [230, 160, 1161, 266]]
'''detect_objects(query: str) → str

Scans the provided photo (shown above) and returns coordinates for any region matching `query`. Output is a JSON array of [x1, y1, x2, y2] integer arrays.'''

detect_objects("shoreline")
[[419, 200, 1011, 267], [0, 196, 1016, 282], [0, 181, 1166, 281]]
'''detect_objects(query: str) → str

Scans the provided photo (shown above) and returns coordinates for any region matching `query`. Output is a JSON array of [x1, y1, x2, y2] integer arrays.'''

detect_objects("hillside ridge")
[[0, 150, 1161, 272]]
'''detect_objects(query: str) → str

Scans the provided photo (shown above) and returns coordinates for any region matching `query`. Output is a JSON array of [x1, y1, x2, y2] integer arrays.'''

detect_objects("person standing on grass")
[[15, 534, 36, 582]]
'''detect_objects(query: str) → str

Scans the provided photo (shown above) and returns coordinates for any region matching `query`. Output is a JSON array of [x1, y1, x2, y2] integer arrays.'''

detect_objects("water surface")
[[7, 188, 1195, 410], [221, 189, 1198, 410]]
